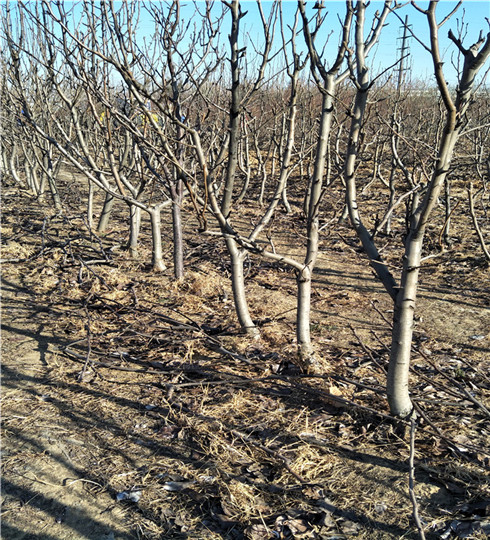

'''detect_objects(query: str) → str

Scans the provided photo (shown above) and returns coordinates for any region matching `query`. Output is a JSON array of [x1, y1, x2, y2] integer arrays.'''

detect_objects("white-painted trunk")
[[128, 204, 141, 258], [296, 266, 314, 362], [149, 207, 166, 272], [226, 237, 259, 337]]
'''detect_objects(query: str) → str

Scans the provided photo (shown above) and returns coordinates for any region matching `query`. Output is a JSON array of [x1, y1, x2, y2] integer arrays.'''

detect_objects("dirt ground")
[[1, 182, 489, 539]]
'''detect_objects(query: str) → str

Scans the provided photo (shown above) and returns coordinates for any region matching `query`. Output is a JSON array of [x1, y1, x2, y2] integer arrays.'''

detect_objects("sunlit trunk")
[[171, 179, 184, 279], [128, 204, 141, 258], [149, 206, 166, 272], [97, 191, 115, 233], [387, 129, 459, 417], [8, 143, 23, 187], [296, 265, 313, 361], [226, 237, 259, 337], [87, 181, 94, 230], [45, 149, 62, 211], [297, 82, 335, 369], [387, 234, 423, 418]]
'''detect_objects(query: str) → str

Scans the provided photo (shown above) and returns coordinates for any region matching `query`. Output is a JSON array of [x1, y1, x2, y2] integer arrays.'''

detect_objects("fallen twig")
[[409, 412, 426, 540], [78, 307, 93, 382], [413, 402, 479, 460], [467, 183, 490, 262], [371, 300, 393, 329], [416, 348, 490, 419], [348, 324, 388, 373]]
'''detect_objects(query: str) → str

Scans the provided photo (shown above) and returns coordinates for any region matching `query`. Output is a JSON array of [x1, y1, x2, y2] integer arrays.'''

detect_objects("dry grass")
[[1, 181, 489, 540]]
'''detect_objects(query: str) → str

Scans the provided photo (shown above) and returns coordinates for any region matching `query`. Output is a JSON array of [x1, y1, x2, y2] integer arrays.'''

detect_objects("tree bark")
[[8, 142, 23, 187], [97, 191, 115, 233], [388, 129, 459, 417], [45, 148, 62, 211], [226, 236, 259, 336], [296, 81, 335, 368], [171, 178, 184, 279], [149, 206, 166, 272], [128, 203, 141, 258], [87, 181, 94, 230], [296, 265, 313, 360]]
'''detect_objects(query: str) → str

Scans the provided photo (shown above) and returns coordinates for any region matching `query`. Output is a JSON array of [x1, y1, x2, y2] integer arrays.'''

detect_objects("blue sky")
[[8, 1, 488, 88], [131, 1, 490, 87], [240, 1, 490, 87]]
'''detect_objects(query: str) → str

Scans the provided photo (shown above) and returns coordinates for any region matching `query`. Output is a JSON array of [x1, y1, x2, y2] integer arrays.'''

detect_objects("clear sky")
[[130, 1, 490, 87], [8, 1, 488, 88], [234, 1, 490, 87]]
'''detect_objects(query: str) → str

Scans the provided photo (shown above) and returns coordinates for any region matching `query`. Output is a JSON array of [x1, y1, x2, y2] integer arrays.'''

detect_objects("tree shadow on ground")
[[2, 273, 476, 540], [2, 479, 137, 540], [2, 357, 439, 539]]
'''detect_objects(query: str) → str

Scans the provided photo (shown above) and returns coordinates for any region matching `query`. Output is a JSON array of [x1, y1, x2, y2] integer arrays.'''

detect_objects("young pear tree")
[[342, 0, 490, 417]]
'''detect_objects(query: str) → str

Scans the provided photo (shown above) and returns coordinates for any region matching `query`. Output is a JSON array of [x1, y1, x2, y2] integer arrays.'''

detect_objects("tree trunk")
[[237, 127, 251, 203], [217, 0, 258, 336], [387, 234, 423, 418], [281, 185, 292, 214], [296, 265, 314, 361], [297, 82, 335, 368], [385, 167, 396, 235], [344, 64, 398, 299], [45, 149, 62, 211], [128, 204, 141, 258], [26, 161, 41, 195], [221, 0, 241, 219], [87, 181, 94, 230], [149, 206, 166, 272], [47, 172, 62, 210], [8, 143, 23, 187], [442, 177, 451, 245], [387, 129, 459, 417], [171, 179, 184, 279], [97, 191, 115, 233], [226, 236, 259, 337], [1, 144, 8, 174]]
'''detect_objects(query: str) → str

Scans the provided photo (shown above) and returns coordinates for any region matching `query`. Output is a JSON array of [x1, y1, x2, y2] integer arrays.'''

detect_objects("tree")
[[343, 0, 490, 417], [297, 0, 392, 367], [388, 2, 490, 417]]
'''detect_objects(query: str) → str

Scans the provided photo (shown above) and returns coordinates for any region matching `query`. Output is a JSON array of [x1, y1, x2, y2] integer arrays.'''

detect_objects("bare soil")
[[1, 181, 489, 540]]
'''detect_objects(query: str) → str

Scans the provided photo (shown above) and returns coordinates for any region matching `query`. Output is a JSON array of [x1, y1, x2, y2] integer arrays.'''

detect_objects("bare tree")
[[296, 0, 393, 367], [343, 0, 490, 417], [386, 2, 490, 417]]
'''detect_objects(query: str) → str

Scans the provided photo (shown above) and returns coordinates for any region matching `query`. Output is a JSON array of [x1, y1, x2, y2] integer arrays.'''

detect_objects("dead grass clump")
[[92, 265, 134, 288], [23, 266, 60, 294], [259, 321, 294, 349], [249, 284, 295, 321], [203, 429, 255, 471], [179, 264, 225, 299], [1, 240, 34, 260], [220, 479, 266, 522], [281, 445, 334, 482], [322, 462, 412, 528]]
